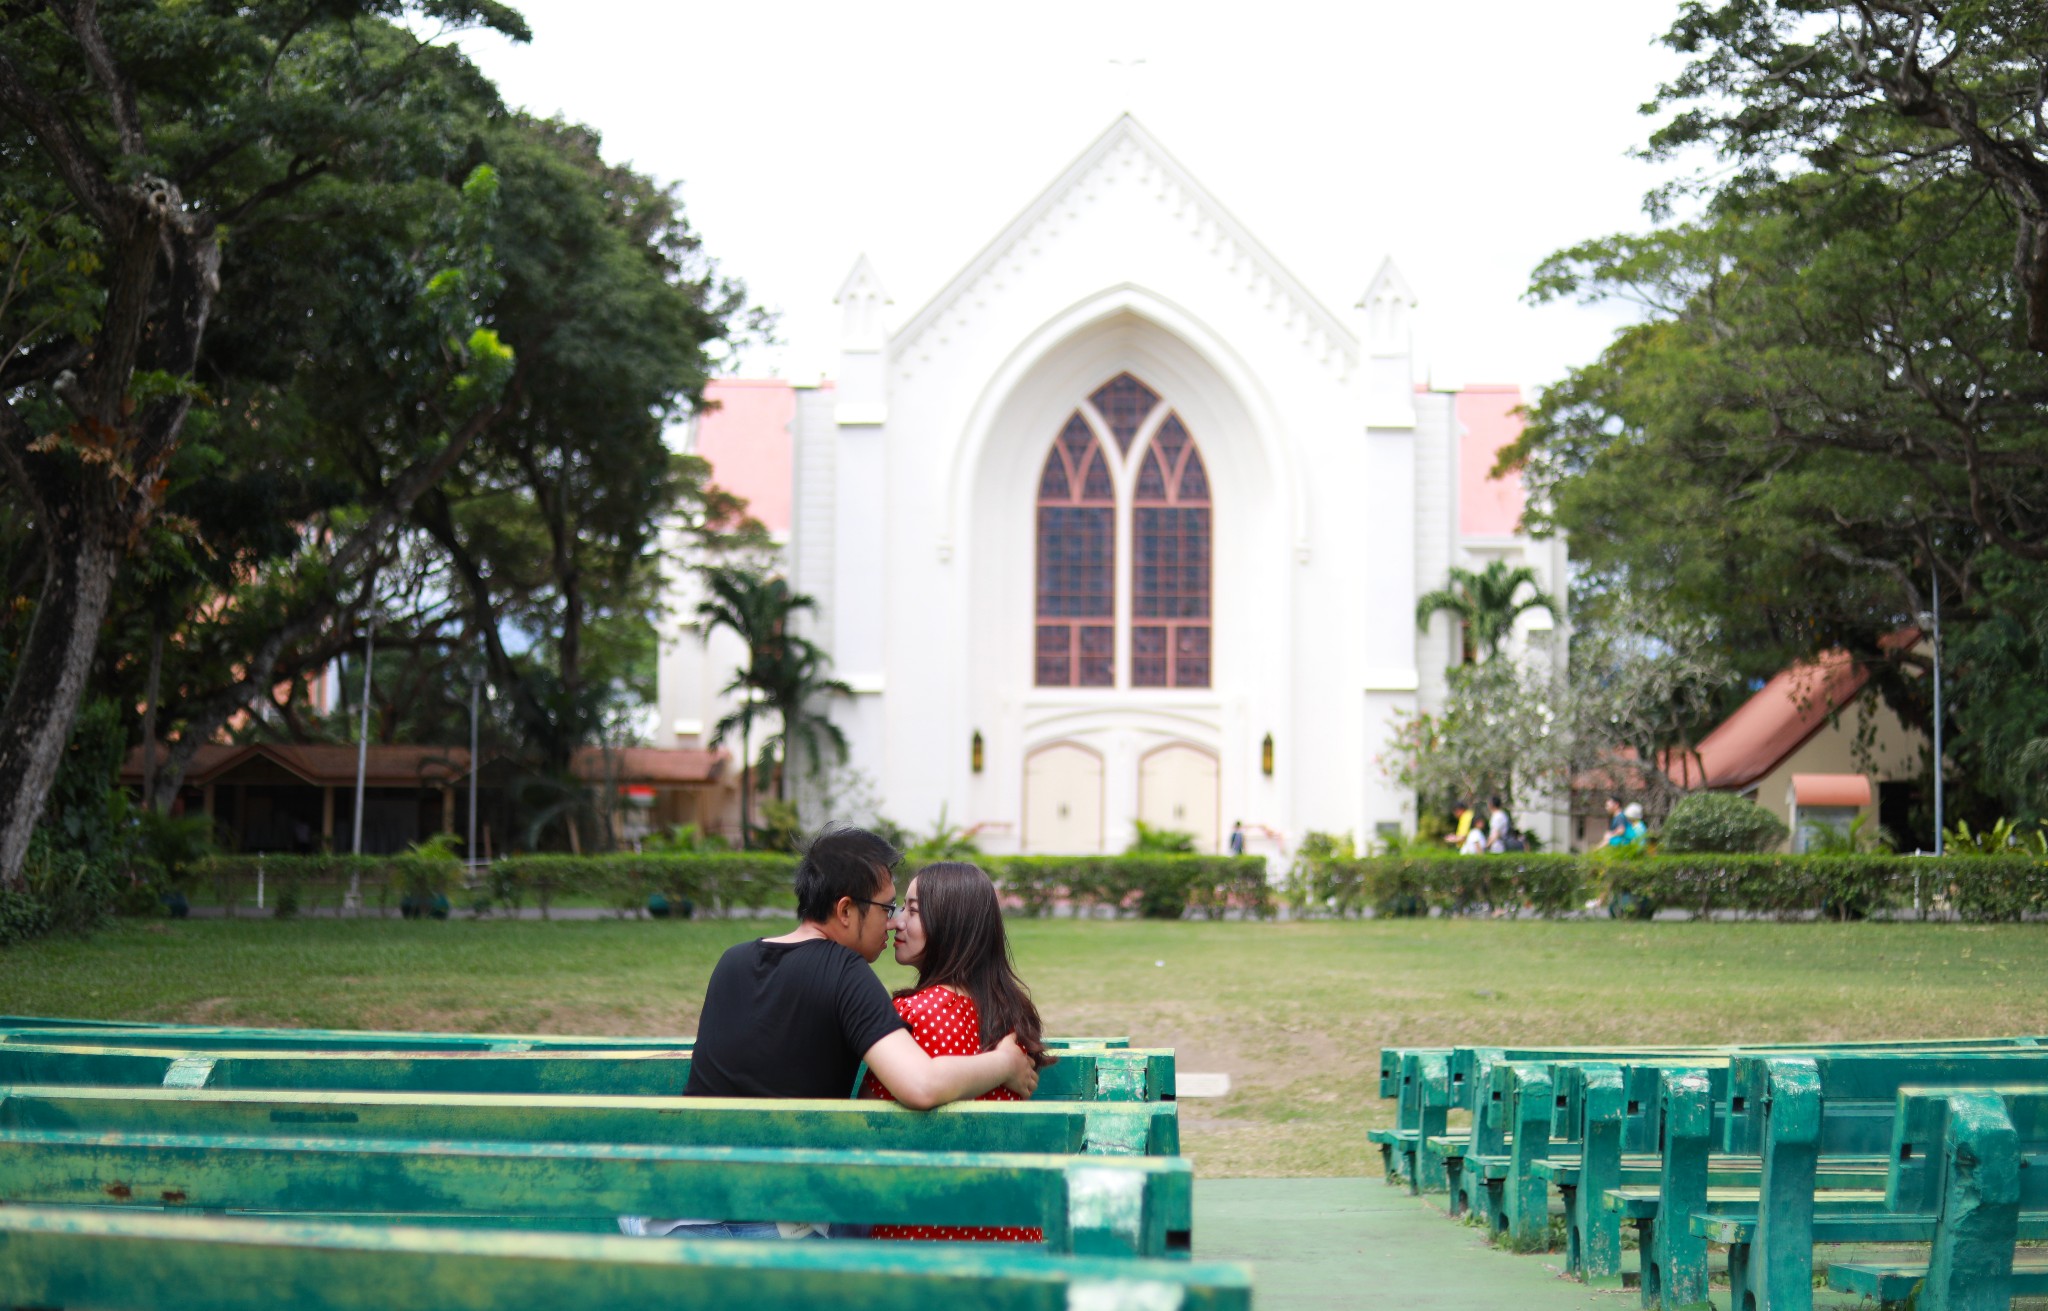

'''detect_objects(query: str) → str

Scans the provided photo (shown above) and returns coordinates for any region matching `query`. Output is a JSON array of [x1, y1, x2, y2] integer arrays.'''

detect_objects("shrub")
[[1659, 793, 1789, 854], [1276, 852, 2047, 922]]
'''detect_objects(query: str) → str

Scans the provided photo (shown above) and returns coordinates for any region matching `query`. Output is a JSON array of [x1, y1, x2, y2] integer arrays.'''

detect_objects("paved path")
[[1196, 1178, 1889, 1309], [1196, 1178, 1628, 1310]]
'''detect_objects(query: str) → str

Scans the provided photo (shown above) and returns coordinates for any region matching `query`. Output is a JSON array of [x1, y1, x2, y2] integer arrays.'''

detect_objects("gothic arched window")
[[1035, 413, 1116, 686], [1130, 413, 1211, 687]]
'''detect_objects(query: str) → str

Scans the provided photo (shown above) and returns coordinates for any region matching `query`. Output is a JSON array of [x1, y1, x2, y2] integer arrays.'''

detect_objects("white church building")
[[658, 116, 1566, 860]]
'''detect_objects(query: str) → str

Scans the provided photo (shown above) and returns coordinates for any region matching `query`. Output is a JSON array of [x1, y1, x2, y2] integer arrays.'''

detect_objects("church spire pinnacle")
[[835, 254, 891, 353], [1357, 257, 1418, 429]]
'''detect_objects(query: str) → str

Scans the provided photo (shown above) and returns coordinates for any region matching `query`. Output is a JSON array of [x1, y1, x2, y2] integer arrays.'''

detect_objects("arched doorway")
[[1138, 743, 1219, 852], [1023, 743, 1104, 853]]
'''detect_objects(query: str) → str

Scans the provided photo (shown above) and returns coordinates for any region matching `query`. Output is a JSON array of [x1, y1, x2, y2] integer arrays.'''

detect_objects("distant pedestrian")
[[1486, 797, 1511, 854], [1444, 800, 1476, 848], [1603, 795, 1626, 845], [1228, 820, 1245, 856], [1621, 803, 1648, 846]]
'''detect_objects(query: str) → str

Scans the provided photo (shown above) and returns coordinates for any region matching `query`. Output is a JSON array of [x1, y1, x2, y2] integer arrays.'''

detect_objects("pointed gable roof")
[[892, 114, 1358, 374]]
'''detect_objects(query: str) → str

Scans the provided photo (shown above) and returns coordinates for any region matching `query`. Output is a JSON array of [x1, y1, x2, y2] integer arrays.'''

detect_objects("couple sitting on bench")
[[624, 824, 1055, 1243]]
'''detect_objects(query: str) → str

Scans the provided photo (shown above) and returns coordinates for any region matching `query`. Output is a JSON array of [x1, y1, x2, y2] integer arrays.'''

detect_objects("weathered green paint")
[[1827, 1255, 2048, 1309], [0, 1043, 1173, 1102], [0, 1128, 1193, 1257], [1920, 1090, 2021, 1311], [0, 1206, 1251, 1310], [1722, 1048, 2048, 1156], [0, 1020, 1130, 1055], [0, 1086, 1180, 1156]]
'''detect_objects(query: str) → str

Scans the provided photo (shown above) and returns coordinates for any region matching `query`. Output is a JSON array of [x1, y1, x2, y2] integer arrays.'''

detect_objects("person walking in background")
[[1603, 795, 1627, 846], [1621, 802, 1649, 847], [1444, 800, 1476, 849], [1228, 820, 1246, 856], [863, 862, 1056, 1242], [1486, 797, 1511, 854]]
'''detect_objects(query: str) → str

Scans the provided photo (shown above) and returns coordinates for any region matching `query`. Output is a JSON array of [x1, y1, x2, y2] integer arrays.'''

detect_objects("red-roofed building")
[[122, 743, 730, 856], [1628, 651, 1928, 852]]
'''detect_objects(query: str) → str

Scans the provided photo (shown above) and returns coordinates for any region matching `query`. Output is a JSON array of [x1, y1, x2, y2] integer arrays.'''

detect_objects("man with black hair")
[[684, 824, 1038, 1106]]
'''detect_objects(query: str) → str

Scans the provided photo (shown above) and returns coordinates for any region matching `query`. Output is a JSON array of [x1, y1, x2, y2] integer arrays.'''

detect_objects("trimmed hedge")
[[188, 855, 467, 917], [186, 852, 1274, 920], [487, 853, 798, 917], [979, 856, 1272, 920], [1282, 853, 2048, 922]]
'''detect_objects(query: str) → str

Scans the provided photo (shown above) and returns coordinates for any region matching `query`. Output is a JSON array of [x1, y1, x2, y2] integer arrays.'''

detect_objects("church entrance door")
[[1138, 744, 1219, 853], [1023, 743, 1103, 854]]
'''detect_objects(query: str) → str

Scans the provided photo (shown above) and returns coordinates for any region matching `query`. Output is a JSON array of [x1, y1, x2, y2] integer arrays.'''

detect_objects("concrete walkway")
[[1195, 1178, 1631, 1310], [1195, 1179, 1887, 1310]]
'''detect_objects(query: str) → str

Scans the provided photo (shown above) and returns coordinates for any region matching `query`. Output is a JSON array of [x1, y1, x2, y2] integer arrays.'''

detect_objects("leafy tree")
[[0, 0, 528, 885], [1414, 560, 1556, 664], [411, 114, 763, 792], [1505, 6, 2048, 825], [1649, 1, 2048, 353]]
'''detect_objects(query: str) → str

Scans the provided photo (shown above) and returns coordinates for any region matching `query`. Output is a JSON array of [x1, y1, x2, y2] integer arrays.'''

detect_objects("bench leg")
[[1565, 1185, 1623, 1288], [1726, 1238, 1754, 1311], [1415, 1107, 1449, 1193], [1922, 1092, 2020, 1311]]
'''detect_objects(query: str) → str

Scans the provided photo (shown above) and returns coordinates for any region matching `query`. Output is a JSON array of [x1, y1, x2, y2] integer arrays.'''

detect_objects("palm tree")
[[1415, 560, 1556, 663], [695, 567, 828, 846], [755, 637, 852, 801]]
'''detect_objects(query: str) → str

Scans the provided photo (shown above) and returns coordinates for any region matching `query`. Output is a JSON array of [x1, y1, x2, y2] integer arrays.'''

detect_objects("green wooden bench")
[[0, 1084, 1181, 1156], [1691, 1061, 2048, 1311], [0, 1042, 1174, 1102], [0, 1206, 1254, 1309], [1366, 1050, 1451, 1191], [0, 1016, 1131, 1053], [0, 1126, 1193, 1257]]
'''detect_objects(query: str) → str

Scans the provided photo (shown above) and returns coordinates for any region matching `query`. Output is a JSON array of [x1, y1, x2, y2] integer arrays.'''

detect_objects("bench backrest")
[[0, 1127, 1193, 1257], [1730, 1051, 2048, 1155], [1887, 1083, 2048, 1215], [0, 1020, 1130, 1054], [0, 1042, 1174, 1102], [0, 1084, 1180, 1155], [0, 1205, 1254, 1310]]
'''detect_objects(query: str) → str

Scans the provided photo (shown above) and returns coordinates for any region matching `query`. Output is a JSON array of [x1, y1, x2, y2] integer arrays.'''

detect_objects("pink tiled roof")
[[695, 379, 799, 536], [1456, 385, 1528, 538]]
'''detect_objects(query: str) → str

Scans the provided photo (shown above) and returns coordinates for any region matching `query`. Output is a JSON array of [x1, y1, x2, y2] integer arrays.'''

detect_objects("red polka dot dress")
[[860, 985, 1041, 1244]]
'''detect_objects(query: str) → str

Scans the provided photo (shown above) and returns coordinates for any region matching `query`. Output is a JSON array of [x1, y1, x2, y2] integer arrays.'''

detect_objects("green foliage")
[[1414, 560, 1556, 663], [1801, 811, 1893, 856], [1942, 817, 2048, 857], [1512, 6, 2048, 826], [1660, 792, 1790, 854], [640, 824, 727, 856], [1284, 831, 1368, 916], [1275, 853, 2048, 923], [985, 856, 1272, 921], [1126, 821, 1197, 855], [750, 801, 805, 854], [902, 807, 983, 863]]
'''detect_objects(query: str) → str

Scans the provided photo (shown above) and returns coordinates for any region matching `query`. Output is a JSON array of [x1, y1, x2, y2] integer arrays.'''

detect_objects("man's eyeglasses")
[[853, 897, 899, 916]]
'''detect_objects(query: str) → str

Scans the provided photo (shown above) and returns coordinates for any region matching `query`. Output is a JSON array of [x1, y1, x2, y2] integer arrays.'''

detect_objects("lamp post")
[[468, 672, 482, 873], [1930, 562, 1944, 857], [345, 615, 376, 913]]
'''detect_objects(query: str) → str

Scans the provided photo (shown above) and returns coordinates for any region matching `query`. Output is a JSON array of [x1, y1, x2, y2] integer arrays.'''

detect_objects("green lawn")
[[5, 916, 2045, 1177]]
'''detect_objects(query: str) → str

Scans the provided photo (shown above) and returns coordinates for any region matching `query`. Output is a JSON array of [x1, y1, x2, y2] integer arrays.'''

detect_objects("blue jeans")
[[660, 1222, 867, 1240]]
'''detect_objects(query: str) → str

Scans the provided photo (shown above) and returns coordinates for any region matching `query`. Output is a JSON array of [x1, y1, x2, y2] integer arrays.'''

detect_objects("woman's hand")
[[995, 1032, 1039, 1097]]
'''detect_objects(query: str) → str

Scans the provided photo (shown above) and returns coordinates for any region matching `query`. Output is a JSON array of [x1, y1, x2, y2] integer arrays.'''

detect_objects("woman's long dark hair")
[[898, 862, 1049, 1065]]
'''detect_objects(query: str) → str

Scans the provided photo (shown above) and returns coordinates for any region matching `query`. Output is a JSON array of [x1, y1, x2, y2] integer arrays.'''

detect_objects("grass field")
[[4, 916, 2046, 1177]]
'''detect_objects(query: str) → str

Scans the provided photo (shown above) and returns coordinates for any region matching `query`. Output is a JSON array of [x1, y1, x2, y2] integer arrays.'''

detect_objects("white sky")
[[459, 1, 1695, 398]]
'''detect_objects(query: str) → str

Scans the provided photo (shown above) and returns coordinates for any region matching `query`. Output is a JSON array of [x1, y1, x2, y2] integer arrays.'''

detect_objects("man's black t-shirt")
[[684, 938, 908, 1099]]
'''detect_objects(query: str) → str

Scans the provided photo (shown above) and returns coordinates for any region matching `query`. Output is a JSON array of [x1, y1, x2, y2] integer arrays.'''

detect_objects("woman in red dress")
[[860, 861, 1055, 1243]]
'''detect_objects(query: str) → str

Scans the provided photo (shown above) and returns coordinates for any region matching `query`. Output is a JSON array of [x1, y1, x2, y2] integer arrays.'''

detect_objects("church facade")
[[657, 117, 1566, 861]]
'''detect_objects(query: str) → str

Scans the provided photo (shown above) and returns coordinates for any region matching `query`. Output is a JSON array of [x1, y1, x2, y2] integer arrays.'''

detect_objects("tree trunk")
[[0, 508, 124, 886], [738, 717, 752, 851]]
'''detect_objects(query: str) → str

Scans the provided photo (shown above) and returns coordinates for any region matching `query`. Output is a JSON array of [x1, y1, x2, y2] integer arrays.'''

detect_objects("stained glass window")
[[1089, 373, 1159, 454], [1130, 412, 1211, 688], [1035, 412, 1115, 686]]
